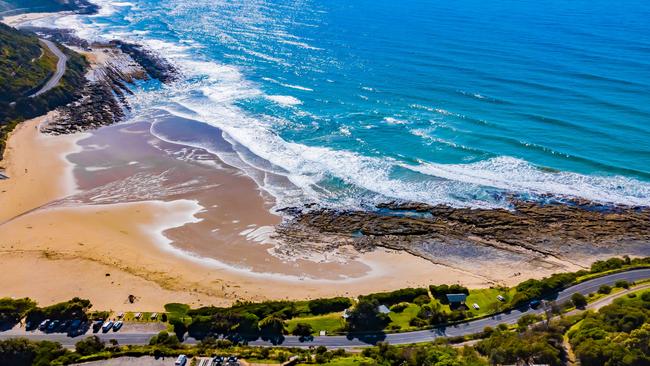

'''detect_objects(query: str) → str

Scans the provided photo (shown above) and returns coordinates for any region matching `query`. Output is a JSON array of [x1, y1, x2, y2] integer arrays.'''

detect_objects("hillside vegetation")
[[0, 23, 88, 159], [0, 22, 54, 101]]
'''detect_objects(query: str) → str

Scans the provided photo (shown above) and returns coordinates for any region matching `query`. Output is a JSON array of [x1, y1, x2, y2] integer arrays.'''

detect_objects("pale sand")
[[0, 113, 82, 223], [1, 11, 71, 27]]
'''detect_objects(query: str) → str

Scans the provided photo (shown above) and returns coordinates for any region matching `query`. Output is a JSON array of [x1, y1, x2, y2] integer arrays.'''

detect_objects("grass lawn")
[[297, 356, 375, 365], [465, 287, 513, 317], [387, 303, 421, 330], [286, 312, 346, 334]]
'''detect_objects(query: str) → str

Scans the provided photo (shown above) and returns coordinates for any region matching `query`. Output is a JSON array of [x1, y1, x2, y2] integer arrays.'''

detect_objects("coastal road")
[[29, 38, 67, 98], [2, 268, 648, 348]]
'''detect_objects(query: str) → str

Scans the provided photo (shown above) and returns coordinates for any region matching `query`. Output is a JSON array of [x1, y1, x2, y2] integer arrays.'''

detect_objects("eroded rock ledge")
[[274, 199, 650, 277], [25, 28, 178, 135]]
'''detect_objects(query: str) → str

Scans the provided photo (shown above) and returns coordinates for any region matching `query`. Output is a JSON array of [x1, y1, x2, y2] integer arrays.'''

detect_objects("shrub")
[[598, 285, 611, 294], [360, 288, 429, 306], [291, 323, 313, 337], [413, 294, 431, 305], [571, 293, 588, 309], [75, 336, 104, 356], [614, 280, 629, 289], [390, 302, 410, 313], [307, 297, 352, 315]]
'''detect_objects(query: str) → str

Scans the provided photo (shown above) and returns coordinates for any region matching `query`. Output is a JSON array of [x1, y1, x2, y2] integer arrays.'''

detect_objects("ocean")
[[47, 0, 650, 210]]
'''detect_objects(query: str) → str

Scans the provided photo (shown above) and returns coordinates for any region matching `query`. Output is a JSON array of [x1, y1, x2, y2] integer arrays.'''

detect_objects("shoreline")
[[0, 7, 647, 312]]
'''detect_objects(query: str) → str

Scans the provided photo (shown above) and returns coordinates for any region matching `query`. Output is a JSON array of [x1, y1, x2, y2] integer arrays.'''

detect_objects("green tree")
[[346, 298, 390, 332], [291, 322, 313, 337], [571, 293, 588, 309], [259, 316, 285, 336], [74, 335, 104, 356]]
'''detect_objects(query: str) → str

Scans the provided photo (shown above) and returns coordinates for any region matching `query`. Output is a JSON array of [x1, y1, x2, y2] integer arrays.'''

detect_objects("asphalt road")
[[2, 268, 648, 348], [29, 38, 67, 98]]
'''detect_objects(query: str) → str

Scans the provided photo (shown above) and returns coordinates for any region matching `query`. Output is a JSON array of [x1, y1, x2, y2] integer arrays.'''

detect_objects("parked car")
[[212, 356, 224, 366], [38, 319, 50, 331], [112, 321, 123, 331], [92, 320, 104, 333], [496, 295, 505, 302], [472, 303, 480, 310], [175, 354, 188, 366], [47, 320, 60, 332], [529, 300, 541, 308], [150, 312, 158, 320], [134, 312, 142, 320], [70, 319, 82, 329], [117, 312, 124, 319], [102, 320, 114, 332]]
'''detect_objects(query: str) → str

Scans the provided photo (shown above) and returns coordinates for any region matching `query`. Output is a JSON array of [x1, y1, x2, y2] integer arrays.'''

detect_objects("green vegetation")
[[0, 23, 88, 158], [0, 297, 36, 329], [25, 297, 92, 325], [287, 313, 345, 335], [568, 288, 650, 365], [359, 287, 428, 306], [361, 342, 487, 366], [571, 293, 588, 308]]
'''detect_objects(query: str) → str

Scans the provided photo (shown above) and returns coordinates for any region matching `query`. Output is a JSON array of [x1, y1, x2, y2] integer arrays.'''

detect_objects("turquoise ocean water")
[[48, 0, 650, 209]]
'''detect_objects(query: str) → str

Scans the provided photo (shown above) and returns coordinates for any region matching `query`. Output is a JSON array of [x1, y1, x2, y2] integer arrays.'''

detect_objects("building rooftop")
[[446, 293, 467, 303]]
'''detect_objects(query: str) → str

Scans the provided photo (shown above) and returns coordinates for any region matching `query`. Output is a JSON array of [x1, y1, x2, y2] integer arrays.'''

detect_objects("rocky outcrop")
[[275, 199, 650, 269], [40, 40, 178, 134], [109, 40, 178, 84]]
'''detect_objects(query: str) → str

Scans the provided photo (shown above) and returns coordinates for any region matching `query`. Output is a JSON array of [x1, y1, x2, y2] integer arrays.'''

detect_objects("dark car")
[[59, 320, 71, 331], [47, 320, 60, 332], [70, 319, 82, 329], [529, 300, 541, 308], [211, 356, 224, 366], [38, 319, 50, 331], [92, 320, 104, 333]]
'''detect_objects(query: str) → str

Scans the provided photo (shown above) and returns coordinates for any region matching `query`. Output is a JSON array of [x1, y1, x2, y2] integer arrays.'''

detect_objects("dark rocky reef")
[[41, 40, 179, 135], [275, 199, 650, 270], [110, 40, 178, 84]]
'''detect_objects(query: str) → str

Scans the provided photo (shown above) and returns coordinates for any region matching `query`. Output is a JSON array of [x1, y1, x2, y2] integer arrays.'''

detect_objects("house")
[[377, 305, 391, 314], [446, 293, 467, 306]]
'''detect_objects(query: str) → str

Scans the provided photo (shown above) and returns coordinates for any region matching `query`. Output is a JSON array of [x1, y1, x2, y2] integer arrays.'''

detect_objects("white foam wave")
[[407, 156, 650, 206], [266, 95, 302, 106]]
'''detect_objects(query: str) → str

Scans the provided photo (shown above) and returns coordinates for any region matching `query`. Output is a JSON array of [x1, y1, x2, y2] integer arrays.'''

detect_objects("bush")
[[598, 285, 611, 294], [360, 288, 429, 306], [75, 336, 104, 356], [389, 302, 410, 313], [291, 323, 313, 337], [571, 293, 588, 309], [307, 297, 352, 315], [413, 294, 431, 305], [149, 331, 180, 347], [346, 299, 390, 332], [614, 280, 629, 289], [590, 258, 625, 273]]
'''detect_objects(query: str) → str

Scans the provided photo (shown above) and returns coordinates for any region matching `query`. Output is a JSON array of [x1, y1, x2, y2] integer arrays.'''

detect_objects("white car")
[[472, 303, 480, 310], [175, 354, 188, 366], [134, 312, 142, 319], [112, 321, 123, 331], [497, 295, 505, 302], [102, 321, 113, 332]]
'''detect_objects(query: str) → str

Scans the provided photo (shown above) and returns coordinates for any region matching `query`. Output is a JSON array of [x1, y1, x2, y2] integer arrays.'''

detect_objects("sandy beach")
[[0, 111, 496, 311]]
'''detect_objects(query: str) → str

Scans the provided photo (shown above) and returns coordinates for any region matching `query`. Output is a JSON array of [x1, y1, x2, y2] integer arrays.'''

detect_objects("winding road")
[[1, 268, 648, 348], [29, 38, 67, 98]]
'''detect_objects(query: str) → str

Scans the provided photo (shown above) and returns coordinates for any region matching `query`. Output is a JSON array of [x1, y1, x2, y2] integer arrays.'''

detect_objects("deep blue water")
[[51, 0, 650, 209]]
